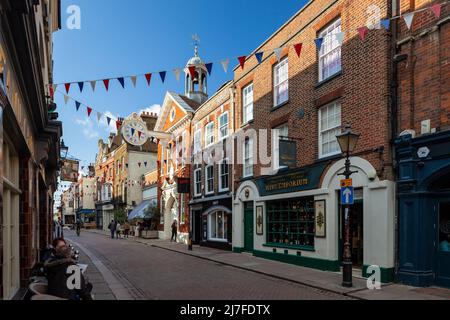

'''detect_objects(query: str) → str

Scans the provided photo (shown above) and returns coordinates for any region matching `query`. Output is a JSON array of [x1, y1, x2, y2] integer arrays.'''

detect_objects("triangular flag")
[[238, 56, 246, 69], [90, 81, 96, 92], [430, 4, 441, 19], [117, 77, 125, 88], [52, 84, 58, 93], [126, 163, 128, 168], [255, 52, 264, 64], [188, 66, 196, 79], [380, 19, 390, 30], [87, 107, 92, 117], [144, 161, 147, 167], [75, 101, 81, 111], [274, 48, 282, 62], [116, 120, 121, 131], [131, 76, 137, 87], [96, 112, 102, 122], [205, 63, 213, 76], [138, 162, 141, 167], [103, 79, 110, 91], [131, 128, 135, 136], [63, 95, 69, 105], [106, 117, 111, 126], [221, 59, 229, 73], [293, 43, 303, 58], [357, 26, 369, 41], [145, 73, 152, 86], [335, 32, 345, 45], [403, 12, 414, 30], [138, 131, 142, 139], [173, 69, 181, 82], [315, 38, 324, 51], [159, 71, 166, 83], [49, 85, 54, 99], [65, 83, 71, 94], [78, 82, 84, 92]]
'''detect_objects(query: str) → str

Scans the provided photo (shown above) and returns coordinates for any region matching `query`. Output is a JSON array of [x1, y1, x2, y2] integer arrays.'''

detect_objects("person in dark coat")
[[170, 220, 178, 242], [44, 238, 92, 300], [108, 219, 116, 239]]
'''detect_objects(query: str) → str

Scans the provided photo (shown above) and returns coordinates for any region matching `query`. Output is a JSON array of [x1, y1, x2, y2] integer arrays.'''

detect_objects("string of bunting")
[[48, 1, 447, 98]]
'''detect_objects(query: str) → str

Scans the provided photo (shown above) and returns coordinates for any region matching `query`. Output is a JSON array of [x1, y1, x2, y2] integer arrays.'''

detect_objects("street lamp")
[[60, 139, 69, 160], [336, 124, 360, 288]]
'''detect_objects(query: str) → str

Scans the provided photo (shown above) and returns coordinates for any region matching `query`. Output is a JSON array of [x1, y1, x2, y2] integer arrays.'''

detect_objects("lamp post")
[[60, 139, 69, 161], [336, 124, 360, 288]]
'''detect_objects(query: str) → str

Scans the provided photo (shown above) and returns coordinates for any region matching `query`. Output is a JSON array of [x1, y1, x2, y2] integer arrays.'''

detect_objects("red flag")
[[188, 66, 196, 79], [357, 26, 368, 41], [138, 131, 142, 139], [138, 162, 141, 167], [49, 85, 55, 99], [99, 165, 102, 169], [87, 107, 92, 117], [145, 73, 152, 86], [431, 4, 441, 18], [116, 120, 121, 131], [119, 163, 122, 168], [65, 83, 71, 93], [103, 79, 110, 91], [294, 43, 303, 58], [238, 56, 246, 69]]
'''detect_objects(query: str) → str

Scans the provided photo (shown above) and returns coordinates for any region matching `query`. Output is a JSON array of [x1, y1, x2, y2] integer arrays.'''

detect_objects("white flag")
[[335, 32, 345, 45], [131, 76, 137, 87], [274, 48, 282, 62], [221, 59, 230, 73], [97, 112, 102, 123], [90, 81, 96, 92], [53, 84, 58, 92], [173, 69, 181, 82], [64, 95, 69, 105], [403, 12, 414, 30]]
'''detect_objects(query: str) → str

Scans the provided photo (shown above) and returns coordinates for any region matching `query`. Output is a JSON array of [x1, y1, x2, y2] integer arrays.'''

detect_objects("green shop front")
[[233, 158, 396, 282]]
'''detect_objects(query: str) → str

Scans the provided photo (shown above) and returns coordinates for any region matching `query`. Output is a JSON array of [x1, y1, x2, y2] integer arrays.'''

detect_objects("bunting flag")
[[255, 52, 264, 64], [75, 101, 81, 111], [430, 4, 441, 19], [103, 79, 110, 91], [65, 83, 71, 94], [106, 116, 111, 126], [49, 85, 55, 99], [403, 12, 415, 30], [118, 77, 125, 88], [90, 81, 96, 92], [380, 19, 390, 30], [274, 48, 282, 62], [126, 163, 129, 168], [293, 43, 303, 58], [144, 161, 147, 167], [221, 59, 229, 73], [205, 63, 213, 76], [138, 162, 141, 167], [96, 112, 102, 122], [315, 38, 324, 51], [173, 68, 181, 82], [116, 120, 121, 131], [188, 66, 196, 79], [64, 95, 70, 105], [131, 76, 137, 87], [138, 131, 142, 139], [131, 128, 135, 136], [52, 84, 58, 94], [335, 32, 345, 45], [145, 73, 152, 86], [238, 56, 246, 69], [357, 26, 369, 41], [78, 82, 84, 92], [159, 71, 166, 83], [87, 107, 93, 117]]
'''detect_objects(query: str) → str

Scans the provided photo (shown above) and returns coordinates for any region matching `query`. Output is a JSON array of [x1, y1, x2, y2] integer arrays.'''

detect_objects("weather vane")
[[192, 34, 200, 55]]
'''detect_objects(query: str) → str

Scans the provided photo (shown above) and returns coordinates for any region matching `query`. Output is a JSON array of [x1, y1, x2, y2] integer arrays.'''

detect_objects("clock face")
[[122, 119, 148, 146]]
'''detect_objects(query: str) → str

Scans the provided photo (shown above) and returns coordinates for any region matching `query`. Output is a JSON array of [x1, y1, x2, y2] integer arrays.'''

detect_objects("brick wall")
[[232, 0, 393, 185], [396, 1, 450, 136]]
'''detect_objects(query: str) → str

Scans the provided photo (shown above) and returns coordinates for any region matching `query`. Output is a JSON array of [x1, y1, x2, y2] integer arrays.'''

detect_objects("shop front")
[[100, 204, 114, 232], [233, 157, 395, 282], [396, 131, 450, 288], [77, 209, 97, 229]]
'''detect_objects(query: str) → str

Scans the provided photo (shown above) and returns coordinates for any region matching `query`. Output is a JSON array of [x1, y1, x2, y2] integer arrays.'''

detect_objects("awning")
[[77, 209, 96, 216], [128, 200, 154, 220]]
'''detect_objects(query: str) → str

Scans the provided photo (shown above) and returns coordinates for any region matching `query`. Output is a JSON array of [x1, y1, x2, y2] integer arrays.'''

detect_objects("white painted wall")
[[127, 151, 157, 207]]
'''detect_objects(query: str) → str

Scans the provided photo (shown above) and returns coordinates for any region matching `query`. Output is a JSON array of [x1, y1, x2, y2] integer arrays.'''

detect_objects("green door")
[[244, 202, 254, 252]]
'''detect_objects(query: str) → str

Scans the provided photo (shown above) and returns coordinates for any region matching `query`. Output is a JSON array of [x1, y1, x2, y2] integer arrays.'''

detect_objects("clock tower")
[[184, 46, 208, 105]]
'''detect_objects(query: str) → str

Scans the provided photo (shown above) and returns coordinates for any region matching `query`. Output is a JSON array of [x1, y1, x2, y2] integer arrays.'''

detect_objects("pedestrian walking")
[[123, 220, 131, 238], [170, 219, 178, 242], [108, 219, 116, 239], [116, 222, 121, 239]]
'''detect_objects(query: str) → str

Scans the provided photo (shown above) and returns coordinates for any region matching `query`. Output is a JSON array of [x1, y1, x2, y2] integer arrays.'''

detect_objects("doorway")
[[243, 201, 254, 252], [437, 201, 450, 287], [191, 209, 201, 244]]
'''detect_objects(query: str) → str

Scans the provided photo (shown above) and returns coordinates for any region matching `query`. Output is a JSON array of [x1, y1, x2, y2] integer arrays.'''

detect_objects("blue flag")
[[118, 77, 125, 88], [75, 101, 81, 111], [131, 128, 135, 136], [255, 52, 264, 64], [205, 63, 213, 76], [144, 161, 147, 167], [78, 82, 84, 92], [315, 38, 324, 51], [107, 117, 111, 125], [380, 19, 390, 30], [159, 71, 166, 83]]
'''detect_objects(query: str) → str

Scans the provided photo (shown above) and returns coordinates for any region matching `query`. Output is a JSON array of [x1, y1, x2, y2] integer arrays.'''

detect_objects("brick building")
[[231, 0, 396, 282], [394, 0, 450, 288]]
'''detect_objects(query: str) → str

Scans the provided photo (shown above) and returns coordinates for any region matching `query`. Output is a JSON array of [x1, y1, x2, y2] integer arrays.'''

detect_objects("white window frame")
[[273, 57, 289, 107], [181, 131, 187, 166], [243, 137, 254, 178], [218, 111, 229, 140], [318, 101, 342, 158], [318, 18, 342, 82], [208, 211, 228, 242], [194, 129, 202, 154], [205, 164, 214, 195], [194, 168, 202, 196], [219, 158, 229, 192], [242, 83, 253, 124], [205, 122, 214, 147], [273, 124, 289, 170]]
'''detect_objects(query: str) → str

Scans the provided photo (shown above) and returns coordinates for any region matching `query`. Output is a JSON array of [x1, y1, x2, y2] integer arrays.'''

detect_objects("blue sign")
[[341, 187, 354, 205]]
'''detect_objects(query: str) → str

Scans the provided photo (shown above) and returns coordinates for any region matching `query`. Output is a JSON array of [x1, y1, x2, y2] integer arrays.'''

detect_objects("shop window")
[[439, 202, 450, 252], [266, 198, 315, 250], [208, 211, 227, 241]]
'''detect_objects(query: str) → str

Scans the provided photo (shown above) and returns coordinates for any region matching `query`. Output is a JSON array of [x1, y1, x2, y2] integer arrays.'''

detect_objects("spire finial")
[[192, 34, 200, 56]]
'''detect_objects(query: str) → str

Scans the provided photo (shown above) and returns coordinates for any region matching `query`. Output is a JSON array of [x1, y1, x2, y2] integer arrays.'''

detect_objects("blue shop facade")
[[396, 130, 450, 288]]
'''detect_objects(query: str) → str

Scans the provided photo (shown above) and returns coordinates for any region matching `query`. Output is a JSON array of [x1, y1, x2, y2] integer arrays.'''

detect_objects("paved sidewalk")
[[86, 229, 450, 300]]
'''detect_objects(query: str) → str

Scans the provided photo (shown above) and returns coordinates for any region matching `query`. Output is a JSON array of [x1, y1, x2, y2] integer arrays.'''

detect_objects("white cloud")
[[75, 117, 100, 140]]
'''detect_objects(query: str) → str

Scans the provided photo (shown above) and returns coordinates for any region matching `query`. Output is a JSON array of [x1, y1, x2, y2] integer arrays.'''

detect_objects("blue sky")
[[53, 0, 308, 172]]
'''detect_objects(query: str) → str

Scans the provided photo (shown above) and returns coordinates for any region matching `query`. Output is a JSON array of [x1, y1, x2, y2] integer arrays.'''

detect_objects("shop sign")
[[61, 159, 79, 182], [279, 139, 297, 168], [177, 178, 190, 194]]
